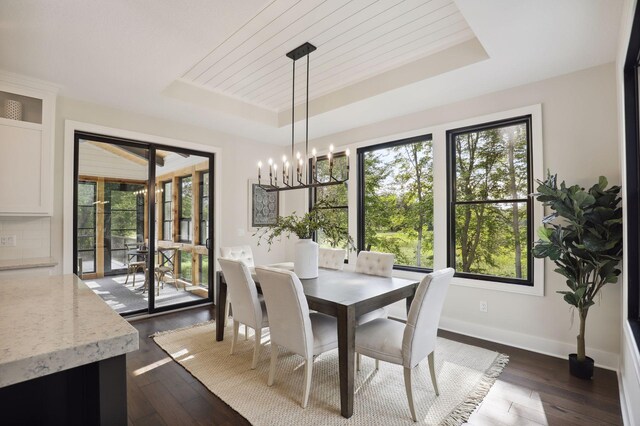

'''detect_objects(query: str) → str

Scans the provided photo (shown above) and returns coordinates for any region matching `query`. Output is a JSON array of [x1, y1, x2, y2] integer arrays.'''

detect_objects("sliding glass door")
[[154, 148, 212, 310], [73, 132, 214, 316]]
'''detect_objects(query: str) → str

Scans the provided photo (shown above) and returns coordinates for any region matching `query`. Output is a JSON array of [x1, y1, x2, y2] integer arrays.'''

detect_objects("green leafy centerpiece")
[[254, 202, 354, 278], [532, 173, 622, 379]]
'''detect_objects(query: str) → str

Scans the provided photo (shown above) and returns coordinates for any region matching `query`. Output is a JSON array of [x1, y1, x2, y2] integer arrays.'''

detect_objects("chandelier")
[[257, 42, 349, 192]]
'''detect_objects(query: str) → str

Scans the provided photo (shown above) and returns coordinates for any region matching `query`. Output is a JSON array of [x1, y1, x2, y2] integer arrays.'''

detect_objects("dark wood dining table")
[[215, 265, 420, 418]]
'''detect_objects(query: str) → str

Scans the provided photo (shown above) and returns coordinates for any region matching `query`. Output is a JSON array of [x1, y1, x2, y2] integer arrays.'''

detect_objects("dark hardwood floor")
[[125, 306, 622, 426]]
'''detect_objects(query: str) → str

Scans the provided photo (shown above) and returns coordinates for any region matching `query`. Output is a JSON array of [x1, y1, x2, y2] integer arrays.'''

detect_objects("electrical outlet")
[[0, 235, 16, 247], [479, 301, 488, 313]]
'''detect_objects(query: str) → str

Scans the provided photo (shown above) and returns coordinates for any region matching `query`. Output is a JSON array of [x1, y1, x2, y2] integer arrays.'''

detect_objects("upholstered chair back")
[[402, 268, 454, 368], [255, 267, 312, 359], [318, 247, 346, 270], [218, 258, 263, 329], [355, 251, 394, 277], [220, 245, 255, 267]]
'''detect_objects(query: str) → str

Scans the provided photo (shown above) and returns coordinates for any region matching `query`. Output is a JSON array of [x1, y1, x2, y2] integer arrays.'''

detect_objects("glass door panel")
[[154, 149, 212, 310], [75, 133, 214, 316], [75, 137, 150, 315]]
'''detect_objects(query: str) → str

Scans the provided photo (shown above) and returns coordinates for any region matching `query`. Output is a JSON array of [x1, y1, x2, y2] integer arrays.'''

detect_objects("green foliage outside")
[[180, 251, 193, 282], [363, 140, 434, 268], [200, 255, 209, 286], [451, 124, 529, 279], [533, 173, 622, 362]]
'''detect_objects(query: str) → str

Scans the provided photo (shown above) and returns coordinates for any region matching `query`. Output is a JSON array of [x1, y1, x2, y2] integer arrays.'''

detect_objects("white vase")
[[294, 239, 319, 279]]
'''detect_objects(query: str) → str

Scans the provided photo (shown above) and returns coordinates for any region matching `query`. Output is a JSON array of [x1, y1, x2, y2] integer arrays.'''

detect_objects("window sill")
[[451, 276, 543, 296], [390, 268, 544, 296]]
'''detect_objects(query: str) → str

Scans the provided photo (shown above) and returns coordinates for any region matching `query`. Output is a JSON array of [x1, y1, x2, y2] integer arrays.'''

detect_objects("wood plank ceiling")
[[181, 0, 475, 112]]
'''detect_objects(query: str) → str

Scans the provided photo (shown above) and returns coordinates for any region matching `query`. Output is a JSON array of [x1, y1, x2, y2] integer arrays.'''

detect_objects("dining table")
[[215, 263, 420, 418]]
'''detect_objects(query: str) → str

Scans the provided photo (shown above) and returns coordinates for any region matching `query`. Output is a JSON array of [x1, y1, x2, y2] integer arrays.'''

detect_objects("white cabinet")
[[0, 74, 56, 216]]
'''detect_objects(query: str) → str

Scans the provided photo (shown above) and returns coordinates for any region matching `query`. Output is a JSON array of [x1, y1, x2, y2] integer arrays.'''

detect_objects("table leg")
[[337, 304, 356, 418], [216, 272, 227, 342], [406, 293, 415, 315]]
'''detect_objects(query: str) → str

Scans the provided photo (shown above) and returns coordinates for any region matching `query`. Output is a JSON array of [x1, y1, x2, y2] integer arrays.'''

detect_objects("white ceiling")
[[0, 0, 623, 145], [182, 0, 474, 111]]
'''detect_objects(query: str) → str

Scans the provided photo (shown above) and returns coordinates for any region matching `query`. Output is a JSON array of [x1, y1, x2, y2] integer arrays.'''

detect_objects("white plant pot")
[[294, 239, 319, 279]]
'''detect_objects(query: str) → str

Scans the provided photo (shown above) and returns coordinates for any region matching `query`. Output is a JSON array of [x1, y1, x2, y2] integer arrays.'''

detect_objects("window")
[[624, 4, 640, 345], [104, 182, 145, 273], [357, 135, 434, 271], [199, 171, 209, 245], [447, 116, 533, 285], [178, 176, 193, 243], [162, 181, 172, 240], [311, 154, 349, 254], [77, 180, 96, 274]]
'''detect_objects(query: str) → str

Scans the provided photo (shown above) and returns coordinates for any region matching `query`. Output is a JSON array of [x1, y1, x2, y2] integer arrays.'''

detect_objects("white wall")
[[303, 63, 622, 369], [616, 0, 640, 424]]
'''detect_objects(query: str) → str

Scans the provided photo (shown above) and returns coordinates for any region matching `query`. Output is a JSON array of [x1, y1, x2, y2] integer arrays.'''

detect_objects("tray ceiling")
[[181, 0, 475, 112]]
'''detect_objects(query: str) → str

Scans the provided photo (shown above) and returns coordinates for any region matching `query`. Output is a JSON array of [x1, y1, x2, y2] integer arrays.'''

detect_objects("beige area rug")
[[152, 321, 508, 426]]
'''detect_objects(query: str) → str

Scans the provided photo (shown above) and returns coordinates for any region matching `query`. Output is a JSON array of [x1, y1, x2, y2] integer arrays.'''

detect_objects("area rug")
[[152, 321, 508, 425]]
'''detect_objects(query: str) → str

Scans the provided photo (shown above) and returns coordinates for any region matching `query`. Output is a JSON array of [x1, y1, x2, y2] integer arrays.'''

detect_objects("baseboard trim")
[[618, 369, 631, 426], [438, 316, 619, 371]]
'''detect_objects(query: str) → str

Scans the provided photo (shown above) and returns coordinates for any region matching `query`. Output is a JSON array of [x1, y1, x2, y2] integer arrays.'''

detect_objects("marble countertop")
[[0, 257, 58, 271], [0, 274, 139, 388]]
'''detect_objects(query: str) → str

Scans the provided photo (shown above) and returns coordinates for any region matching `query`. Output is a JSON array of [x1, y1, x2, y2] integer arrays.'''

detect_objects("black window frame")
[[357, 133, 435, 273], [161, 180, 173, 240], [446, 115, 534, 286], [199, 171, 209, 245], [77, 180, 97, 274], [624, 2, 640, 348], [178, 175, 193, 243]]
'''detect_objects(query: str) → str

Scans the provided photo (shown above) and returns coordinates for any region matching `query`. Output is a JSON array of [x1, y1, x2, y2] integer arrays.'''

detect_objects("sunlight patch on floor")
[[132, 357, 172, 376]]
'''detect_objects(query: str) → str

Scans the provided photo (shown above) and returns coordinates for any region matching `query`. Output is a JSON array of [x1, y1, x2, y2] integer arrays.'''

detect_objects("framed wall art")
[[248, 180, 279, 228]]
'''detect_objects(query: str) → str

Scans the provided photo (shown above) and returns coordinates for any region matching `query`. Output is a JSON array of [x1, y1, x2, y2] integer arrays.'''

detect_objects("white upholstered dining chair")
[[255, 266, 338, 408], [219, 245, 255, 334], [218, 258, 269, 369], [355, 268, 454, 422], [318, 247, 346, 270], [354, 251, 395, 325], [219, 245, 255, 267]]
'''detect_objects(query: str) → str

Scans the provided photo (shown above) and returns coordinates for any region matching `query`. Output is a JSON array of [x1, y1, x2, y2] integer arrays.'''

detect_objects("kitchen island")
[[0, 273, 138, 425]]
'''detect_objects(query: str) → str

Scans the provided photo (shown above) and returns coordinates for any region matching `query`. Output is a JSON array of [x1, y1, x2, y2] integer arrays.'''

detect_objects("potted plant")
[[254, 202, 353, 278], [532, 173, 622, 379]]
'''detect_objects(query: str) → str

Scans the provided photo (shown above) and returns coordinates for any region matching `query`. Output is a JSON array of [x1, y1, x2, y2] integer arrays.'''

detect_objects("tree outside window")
[[448, 116, 532, 284], [312, 155, 349, 254], [358, 135, 434, 270]]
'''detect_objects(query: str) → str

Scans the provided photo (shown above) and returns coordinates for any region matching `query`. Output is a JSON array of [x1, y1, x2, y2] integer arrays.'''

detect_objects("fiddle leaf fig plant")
[[532, 172, 622, 363]]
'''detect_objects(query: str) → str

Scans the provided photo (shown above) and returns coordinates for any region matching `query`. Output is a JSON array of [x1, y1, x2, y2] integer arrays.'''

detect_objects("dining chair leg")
[[404, 367, 417, 422], [375, 359, 380, 370], [244, 324, 248, 341], [268, 344, 278, 386], [428, 352, 439, 396], [230, 320, 240, 355], [302, 358, 313, 408], [224, 300, 230, 328], [356, 353, 361, 371], [251, 327, 262, 369]]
